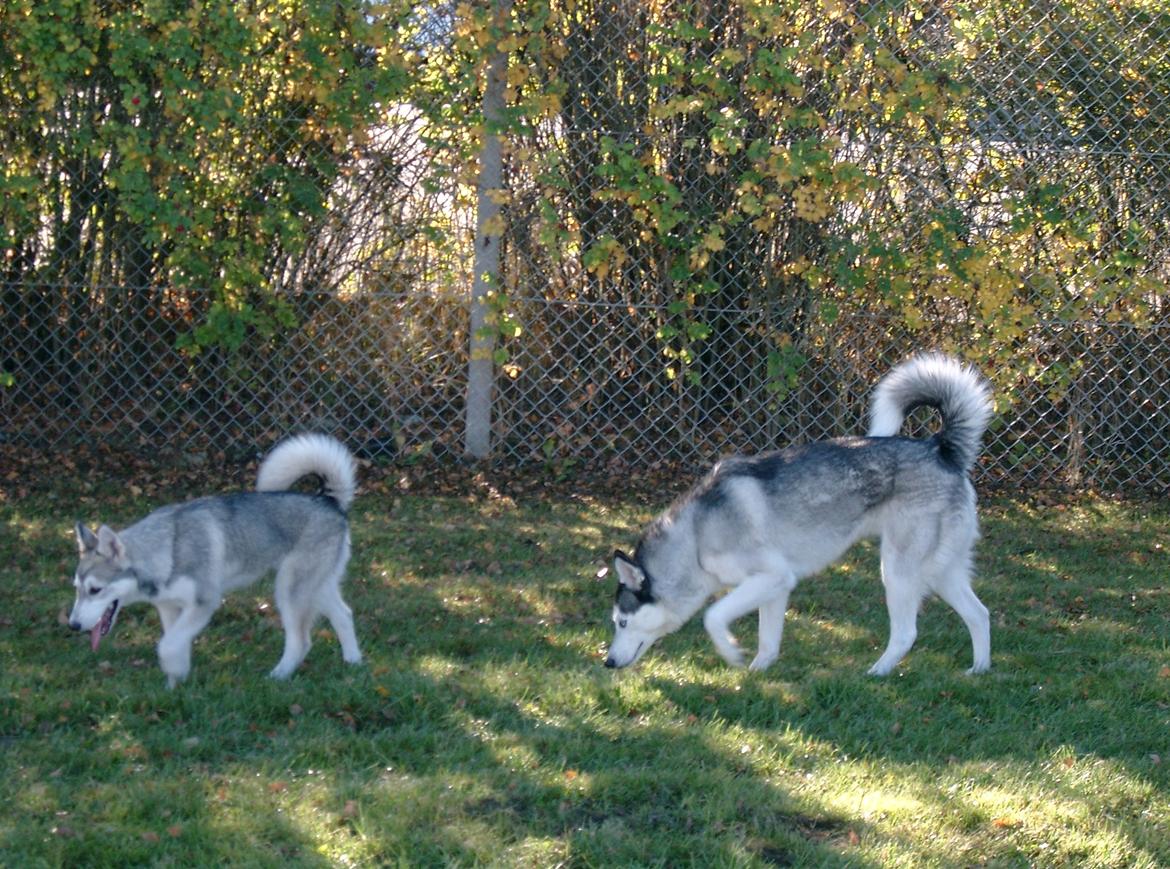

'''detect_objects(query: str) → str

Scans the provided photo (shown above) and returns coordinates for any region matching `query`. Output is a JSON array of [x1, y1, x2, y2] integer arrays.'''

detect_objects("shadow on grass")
[[4, 492, 1167, 865]]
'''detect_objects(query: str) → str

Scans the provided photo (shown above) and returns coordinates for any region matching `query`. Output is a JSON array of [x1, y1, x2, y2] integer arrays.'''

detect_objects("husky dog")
[[605, 354, 994, 676], [69, 433, 363, 687]]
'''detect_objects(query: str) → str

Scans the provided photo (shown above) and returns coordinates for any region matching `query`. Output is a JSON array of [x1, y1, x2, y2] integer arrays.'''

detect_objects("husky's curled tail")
[[868, 353, 993, 474], [256, 432, 358, 510]]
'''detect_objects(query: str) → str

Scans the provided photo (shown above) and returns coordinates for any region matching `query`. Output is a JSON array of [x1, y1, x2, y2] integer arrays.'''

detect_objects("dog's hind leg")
[[270, 564, 316, 680], [868, 576, 922, 676], [935, 570, 990, 674], [316, 581, 362, 666], [868, 537, 927, 676]]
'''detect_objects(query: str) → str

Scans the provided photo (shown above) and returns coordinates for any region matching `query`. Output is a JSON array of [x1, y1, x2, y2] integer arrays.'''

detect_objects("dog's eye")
[[88, 586, 101, 596], [618, 618, 628, 629]]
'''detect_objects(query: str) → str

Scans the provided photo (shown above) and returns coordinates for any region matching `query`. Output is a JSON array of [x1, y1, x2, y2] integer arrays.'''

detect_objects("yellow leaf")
[[480, 214, 505, 236]]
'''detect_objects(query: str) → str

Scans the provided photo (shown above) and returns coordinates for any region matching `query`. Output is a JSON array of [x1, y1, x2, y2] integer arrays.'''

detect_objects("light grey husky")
[[606, 354, 994, 676], [69, 433, 363, 687]]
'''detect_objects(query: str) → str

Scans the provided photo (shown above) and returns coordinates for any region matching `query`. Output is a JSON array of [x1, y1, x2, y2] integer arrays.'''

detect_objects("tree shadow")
[[8, 492, 1168, 865]]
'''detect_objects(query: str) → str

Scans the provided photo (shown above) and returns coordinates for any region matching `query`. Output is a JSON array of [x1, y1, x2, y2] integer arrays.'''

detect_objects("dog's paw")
[[866, 662, 892, 677], [269, 665, 294, 680], [748, 652, 777, 672], [965, 662, 990, 675], [160, 661, 190, 688], [713, 641, 745, 668]]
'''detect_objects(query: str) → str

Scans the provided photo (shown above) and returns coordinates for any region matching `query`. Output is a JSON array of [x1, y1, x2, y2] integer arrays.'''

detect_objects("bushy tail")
[[867, 354, 993, 473], [256, 433, 357, 510]]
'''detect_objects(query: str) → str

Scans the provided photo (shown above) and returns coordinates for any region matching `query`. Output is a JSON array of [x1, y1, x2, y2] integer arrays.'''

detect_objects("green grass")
[[2, 474, 1168, 867]]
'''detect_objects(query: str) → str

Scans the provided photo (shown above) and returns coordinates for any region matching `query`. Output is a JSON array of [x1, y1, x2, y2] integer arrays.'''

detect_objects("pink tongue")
[[91, 624, 103, 652]]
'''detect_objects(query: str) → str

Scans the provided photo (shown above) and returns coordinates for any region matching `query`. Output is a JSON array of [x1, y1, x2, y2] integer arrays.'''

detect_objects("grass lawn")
[[2, 466, 1168, 867]]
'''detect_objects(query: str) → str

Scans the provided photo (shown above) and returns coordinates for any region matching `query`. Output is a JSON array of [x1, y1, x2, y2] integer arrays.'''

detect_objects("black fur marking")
[[930, 431, 964, 471], [614, 555, 656, 612]]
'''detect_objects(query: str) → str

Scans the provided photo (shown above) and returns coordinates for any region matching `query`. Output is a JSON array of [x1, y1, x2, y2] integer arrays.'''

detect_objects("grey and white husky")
[[605, 354, 994, 676], [69, 433, 363, 687]]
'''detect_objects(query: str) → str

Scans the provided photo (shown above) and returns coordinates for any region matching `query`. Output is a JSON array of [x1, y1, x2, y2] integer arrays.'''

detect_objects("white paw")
[[159, 649, 191, 687], [713, 640, 745, 668], [748, 652, 777, 672]]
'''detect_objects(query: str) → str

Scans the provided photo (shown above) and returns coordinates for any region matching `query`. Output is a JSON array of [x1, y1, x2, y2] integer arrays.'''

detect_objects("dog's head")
[[604, 550, 673, 669], [70, 523, 148, 651]]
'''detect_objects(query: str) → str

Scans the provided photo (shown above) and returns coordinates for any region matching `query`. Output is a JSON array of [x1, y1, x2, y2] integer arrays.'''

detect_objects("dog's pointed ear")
[[76, 522, 99, 555], [95, 524, 127, 562], [612, 550, 645, 592]]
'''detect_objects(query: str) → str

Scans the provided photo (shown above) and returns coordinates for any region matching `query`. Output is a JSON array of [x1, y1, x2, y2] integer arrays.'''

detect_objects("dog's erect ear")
[[76, 522, 99, 555], [613, 550, 645, 592], [95, 524, 127, 562]]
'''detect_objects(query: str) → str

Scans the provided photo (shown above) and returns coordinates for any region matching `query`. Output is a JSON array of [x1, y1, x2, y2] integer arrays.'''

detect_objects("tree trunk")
[[465, 0, 511, 459]]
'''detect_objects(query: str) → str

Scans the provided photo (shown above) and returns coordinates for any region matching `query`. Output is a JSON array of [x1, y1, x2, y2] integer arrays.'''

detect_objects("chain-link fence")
[[2, 1, 1168, 494]]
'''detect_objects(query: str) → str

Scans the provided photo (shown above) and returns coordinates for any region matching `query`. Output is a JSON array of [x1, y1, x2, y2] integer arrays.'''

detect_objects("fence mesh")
[[2, 0, 1168, 494]]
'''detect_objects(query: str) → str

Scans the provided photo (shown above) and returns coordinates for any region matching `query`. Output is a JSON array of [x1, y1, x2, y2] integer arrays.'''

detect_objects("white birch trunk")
[[464, 2, 510, 460]]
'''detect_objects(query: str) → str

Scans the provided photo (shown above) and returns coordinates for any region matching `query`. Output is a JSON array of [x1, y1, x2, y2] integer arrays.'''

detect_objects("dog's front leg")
[[703, 572, 794, 669], [155, 601, 181, 633], [157, 602, 216, 687], [750, 596, 791, 671]]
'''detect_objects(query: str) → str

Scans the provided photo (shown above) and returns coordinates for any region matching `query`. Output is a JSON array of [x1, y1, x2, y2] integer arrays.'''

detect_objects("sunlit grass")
[[1, 485, 1167, 866]]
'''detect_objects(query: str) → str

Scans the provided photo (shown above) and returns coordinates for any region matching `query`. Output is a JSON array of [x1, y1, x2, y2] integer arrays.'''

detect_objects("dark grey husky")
[[69, 433, 362, 687], [606, 354, 994, 676]]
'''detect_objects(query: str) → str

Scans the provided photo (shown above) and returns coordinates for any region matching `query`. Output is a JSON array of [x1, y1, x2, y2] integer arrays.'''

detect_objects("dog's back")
[[147, 491, 349, 593]]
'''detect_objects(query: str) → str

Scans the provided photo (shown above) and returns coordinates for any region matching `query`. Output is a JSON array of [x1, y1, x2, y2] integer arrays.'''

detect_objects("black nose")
[[604, 658, 616, 668], [69, 620, 81, 631]]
